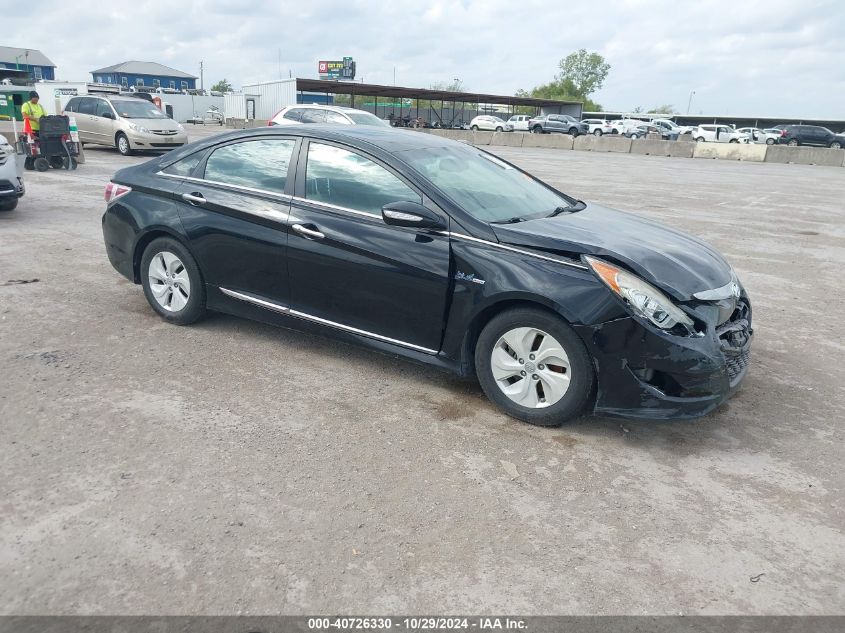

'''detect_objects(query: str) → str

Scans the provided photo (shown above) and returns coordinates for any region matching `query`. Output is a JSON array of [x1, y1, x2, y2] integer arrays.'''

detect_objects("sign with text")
[[318, 57, 356, 81]]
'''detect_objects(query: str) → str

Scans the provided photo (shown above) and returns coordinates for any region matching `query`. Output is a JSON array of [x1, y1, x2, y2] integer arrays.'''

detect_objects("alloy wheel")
[[490, 327, 571, 409], [148, 251, 191, 312]]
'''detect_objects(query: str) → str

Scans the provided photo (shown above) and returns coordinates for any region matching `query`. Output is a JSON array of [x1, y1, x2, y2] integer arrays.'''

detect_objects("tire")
[[830, 141, 842, 149], [470, 125, 479, 131], [787, 139, 799, 147], [495, 126, 503, 132], [593, 129, 602, 136], [629, 133, 639, 140], [766, 138, 775, 145], [474, 307, 595, 426], [63, 157, 78, 170], [140, 237, 206, 325], [34, 157, 49, 172], [0, 197, 18, 212], [532, 126, 544, 134], [116, 132, 133, 156], [24, 157, 35, 170], [695, 137, 705, 143], [729, 139, 739, 143], [49, 156, 64, 169], [568, 127, 578, 136]]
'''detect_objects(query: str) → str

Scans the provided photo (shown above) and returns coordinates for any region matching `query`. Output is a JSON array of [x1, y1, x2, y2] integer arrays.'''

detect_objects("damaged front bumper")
[[574, 298, 753, 420]]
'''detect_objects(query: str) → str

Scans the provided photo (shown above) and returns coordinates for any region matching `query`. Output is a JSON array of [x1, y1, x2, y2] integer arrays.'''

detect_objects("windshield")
[[399, 144, 571, 223], [111, 100, 168, 119], [346, 111, 388, 126]]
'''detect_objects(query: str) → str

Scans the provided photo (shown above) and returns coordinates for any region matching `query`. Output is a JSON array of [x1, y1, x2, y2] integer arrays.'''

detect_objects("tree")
[[210, 79, 232, 93], [648, 104, 675, 114], [430, 79, 465, 93], [515, 50, 610, 112], [557, 49, 610, 99]]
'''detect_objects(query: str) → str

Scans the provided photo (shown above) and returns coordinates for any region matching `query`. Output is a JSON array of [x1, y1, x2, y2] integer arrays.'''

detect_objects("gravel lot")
[[1, 128, 843, 615]]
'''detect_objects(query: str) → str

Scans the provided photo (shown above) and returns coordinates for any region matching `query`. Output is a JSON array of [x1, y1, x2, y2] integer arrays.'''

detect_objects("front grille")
[[150, 130, 177, 136], [726, 349, 751, 383]]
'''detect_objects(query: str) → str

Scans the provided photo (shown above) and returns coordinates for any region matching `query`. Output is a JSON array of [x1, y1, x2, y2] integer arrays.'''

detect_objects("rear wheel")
[[49, 156, 64, 169], [787, 139, 799, 147], [766, 138, 775, 145], [568, 127, 579, 136], [140, 237, 206, 325], [495, 126, 503, 132], [830, 141, 842, 149], [695, 136, 705, 143], [116, 133, 133, 156], [532, 126, 543, 134], [470, 125, 479, 131], [729, 139, 739, 143], [475, 307, 595, 426], [0, 198, 18, 211], [593, 129, 603, 136]]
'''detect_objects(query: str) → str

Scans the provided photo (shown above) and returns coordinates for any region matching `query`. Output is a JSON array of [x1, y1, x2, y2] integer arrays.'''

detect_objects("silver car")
[[64, 95, 187, 156], [0, 134, 24, 211], [270, 105, 388, 127], [469, 115, 513, 132]]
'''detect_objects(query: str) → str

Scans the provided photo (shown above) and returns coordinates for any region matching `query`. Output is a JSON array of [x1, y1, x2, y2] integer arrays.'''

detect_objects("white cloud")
[[3, 0, 843, 117]]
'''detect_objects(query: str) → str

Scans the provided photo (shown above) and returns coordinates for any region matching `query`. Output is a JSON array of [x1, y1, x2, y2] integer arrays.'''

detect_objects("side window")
[[283, 108, 304, 122], [203, 139, 296, 194], [77, 98, 96, 115], [300, 109, 326, 123], [64, 98, 78, 113], [96, 100, 113, 118], [325, 111, 349, 124], [162, 153, 203, 177], [305, 143, 421, 216]]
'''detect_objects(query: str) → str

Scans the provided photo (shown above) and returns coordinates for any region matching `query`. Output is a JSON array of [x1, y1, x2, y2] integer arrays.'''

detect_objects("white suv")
[[581, 119, 613, 136], [692, 125, 750, 144], [269, 105, 387, 127]]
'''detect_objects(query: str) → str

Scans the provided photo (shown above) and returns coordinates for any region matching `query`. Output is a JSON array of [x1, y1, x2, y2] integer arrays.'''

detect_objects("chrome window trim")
[[441, 232, 588, 270], [219, 287, 438, 355], [290, 195, 380, 219], [156, 171, 292, 203]]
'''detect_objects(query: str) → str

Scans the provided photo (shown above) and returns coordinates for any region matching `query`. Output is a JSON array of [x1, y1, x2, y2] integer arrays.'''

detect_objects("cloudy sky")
[[4, 0, 844, 118]]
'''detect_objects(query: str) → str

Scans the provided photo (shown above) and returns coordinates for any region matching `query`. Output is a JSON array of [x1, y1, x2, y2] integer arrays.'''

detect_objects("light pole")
[[687, 90, 696, 115]]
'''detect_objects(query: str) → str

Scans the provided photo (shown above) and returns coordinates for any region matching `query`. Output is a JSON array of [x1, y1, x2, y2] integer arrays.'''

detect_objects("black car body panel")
[[491, 206, 733, 301], [103, 125, 752, 420]]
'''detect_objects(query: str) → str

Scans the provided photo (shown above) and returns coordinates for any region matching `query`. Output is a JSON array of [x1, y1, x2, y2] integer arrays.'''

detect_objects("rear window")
[[162, 153, 203, 177], [203, 139, 296, 194]]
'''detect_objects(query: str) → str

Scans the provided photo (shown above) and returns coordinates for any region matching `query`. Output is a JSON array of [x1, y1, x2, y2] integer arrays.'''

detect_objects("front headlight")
[[175, 123, 184, 132], [586, 256, 696, 333], [127, 122, 151, 134]]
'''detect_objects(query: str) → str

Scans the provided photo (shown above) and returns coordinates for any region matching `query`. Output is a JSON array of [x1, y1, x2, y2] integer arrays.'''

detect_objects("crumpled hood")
[[491, 203, 732, 301]]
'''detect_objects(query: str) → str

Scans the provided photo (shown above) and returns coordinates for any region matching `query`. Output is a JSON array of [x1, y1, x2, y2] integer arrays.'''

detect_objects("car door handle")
[[181, 192, 205, 205], [291, 223, 325, 240]]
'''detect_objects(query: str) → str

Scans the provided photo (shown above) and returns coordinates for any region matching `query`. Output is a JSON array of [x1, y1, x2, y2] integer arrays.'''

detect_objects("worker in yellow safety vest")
[[22, 91, 47, 133]]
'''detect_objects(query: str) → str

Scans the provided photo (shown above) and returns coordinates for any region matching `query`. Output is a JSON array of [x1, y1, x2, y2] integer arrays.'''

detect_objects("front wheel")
[[0, 197, 18, 211], [495, 126, 503, 132], [729, 139, 739, 143], [830, 141, 842, 149], [568, 127, 579, 136], [695, 136, 705, 143], [593, 129, 603, 136], [116, 133, 133, 156], [475, 307, 595, 426], [531, 126, 543, 134], [787, 139, 799, 147], [766, 138, 775, 145], [140, 237, 206, 325], [470, 125, 479, 131]]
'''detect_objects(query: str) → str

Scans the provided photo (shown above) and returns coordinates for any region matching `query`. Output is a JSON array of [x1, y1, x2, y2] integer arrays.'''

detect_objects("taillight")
[[105, 182, 132, 203], [268, 108, 285, 125]]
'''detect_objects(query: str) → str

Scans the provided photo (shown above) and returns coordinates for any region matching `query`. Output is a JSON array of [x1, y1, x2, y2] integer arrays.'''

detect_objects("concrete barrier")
[[429, 129, 472, 143], [471, 130, 494, 145], [490, 131, 524, 147], [693, 143, 767, 161], [630, 139, 695, 158], [574, 134, 632, 153], [522, 133, 574, 150], [764, 145, 845, 167]]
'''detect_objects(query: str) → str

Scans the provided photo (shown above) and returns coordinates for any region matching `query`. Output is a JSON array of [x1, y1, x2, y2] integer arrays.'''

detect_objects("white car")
[[692, 124, 750, 143], [611, 119, 647, 135], [507, 114, 531, 131], [269, 105, 388, 127], [581, 118, 614, 136], [650, 118, 694, 137], [0, 135, 24, 212], [469, 115, 513, 132], [736, 127, 779, 145]]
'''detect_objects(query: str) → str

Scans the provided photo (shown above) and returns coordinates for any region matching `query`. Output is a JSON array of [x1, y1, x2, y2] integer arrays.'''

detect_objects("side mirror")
[[382, 201, 445, 230], [102, 111, 115, 119]]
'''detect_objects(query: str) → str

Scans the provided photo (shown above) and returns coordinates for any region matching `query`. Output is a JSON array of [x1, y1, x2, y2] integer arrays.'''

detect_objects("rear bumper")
[[575, 304, 753, 420]]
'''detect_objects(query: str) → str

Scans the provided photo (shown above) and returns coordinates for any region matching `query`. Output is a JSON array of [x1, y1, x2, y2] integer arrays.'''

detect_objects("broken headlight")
[[585, 256, 695, 333]]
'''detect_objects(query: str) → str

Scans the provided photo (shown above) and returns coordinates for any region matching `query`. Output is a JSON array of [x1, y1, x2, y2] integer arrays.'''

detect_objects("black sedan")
[[102, 125, 752, 426]]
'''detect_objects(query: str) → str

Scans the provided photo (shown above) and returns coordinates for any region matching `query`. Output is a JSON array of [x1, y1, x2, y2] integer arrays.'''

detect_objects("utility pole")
[[686, 90, 695, 114], [200, 60, 204, 91]]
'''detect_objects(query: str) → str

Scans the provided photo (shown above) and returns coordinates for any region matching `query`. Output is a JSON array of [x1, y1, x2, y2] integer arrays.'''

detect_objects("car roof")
[[163, 124, 458, 162], [289, 104, 366, 114]]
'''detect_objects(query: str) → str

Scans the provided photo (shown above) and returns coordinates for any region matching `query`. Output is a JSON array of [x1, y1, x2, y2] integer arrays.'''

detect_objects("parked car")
[[692, 125, 749, 144], [735, 127, 778, 145], [627, 124, 677, 140], [270, 105, 388, 127], [650, 118, 693, 137], [102, 126, 752, 426], [0, 134, 24, 211], [469, 115, 513, 132], [610, 119, 647, 136], [528, 114, 589, 135], [581, 118, 614, 136], [507, 115, 531, 131], [776, 125, 844, 148], [64, 95, 187, 156]]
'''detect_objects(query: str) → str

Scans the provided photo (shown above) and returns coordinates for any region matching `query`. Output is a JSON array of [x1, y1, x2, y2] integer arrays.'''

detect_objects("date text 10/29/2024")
[[307, 617, 527, 630]]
